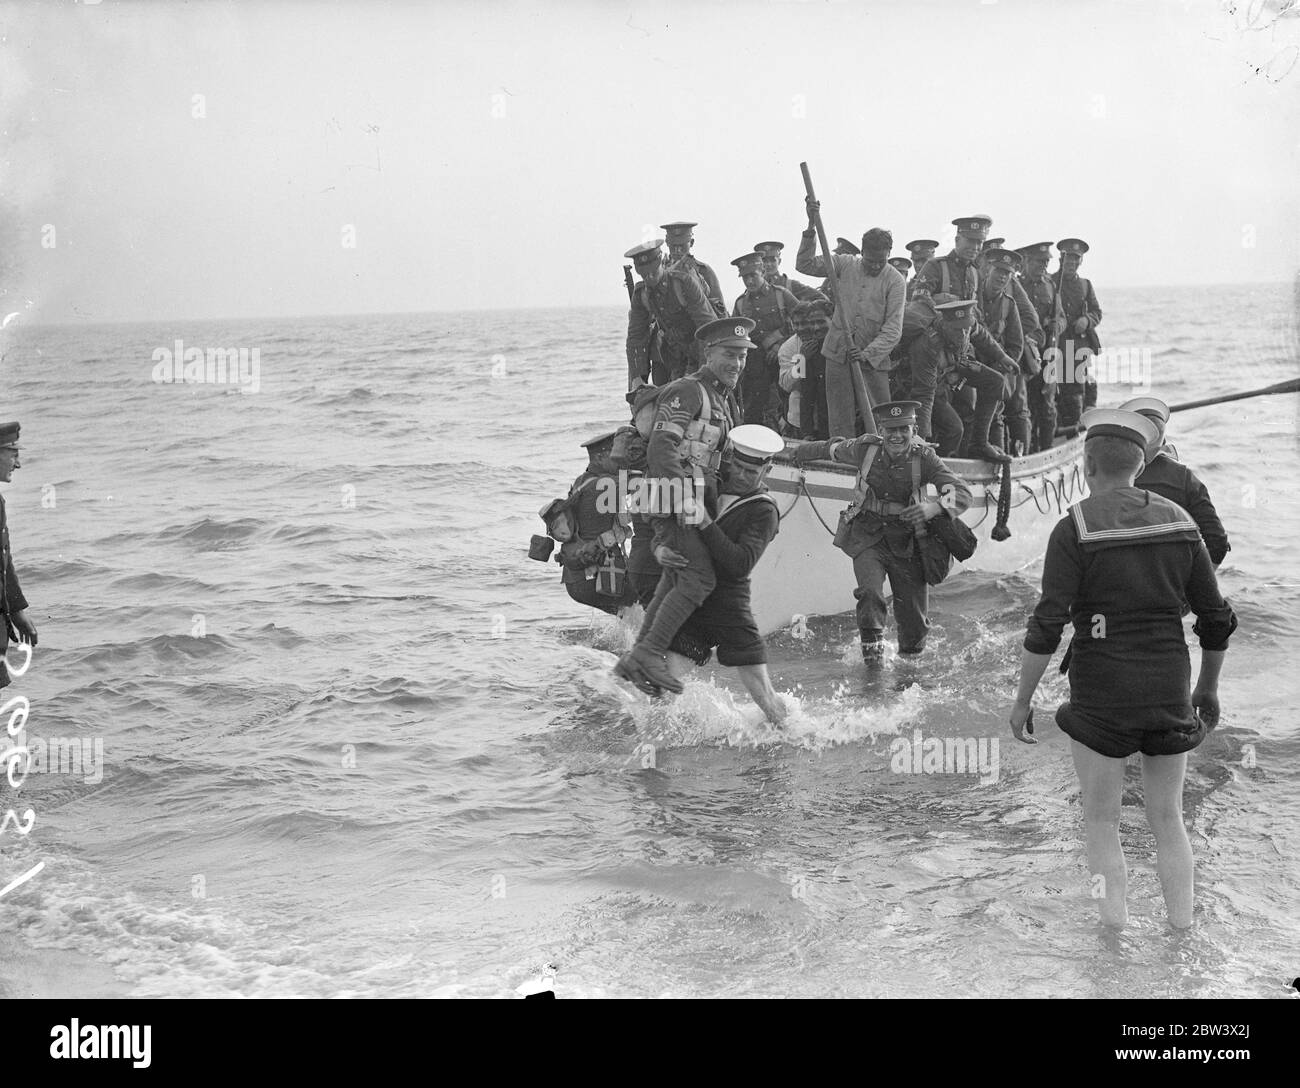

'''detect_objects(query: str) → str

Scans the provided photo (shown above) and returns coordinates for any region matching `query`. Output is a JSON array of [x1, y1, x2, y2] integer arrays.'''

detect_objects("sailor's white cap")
[[727, 424, 784, 463], [1081, 408, 1160, 450], [1117, 395, 1170, 424]]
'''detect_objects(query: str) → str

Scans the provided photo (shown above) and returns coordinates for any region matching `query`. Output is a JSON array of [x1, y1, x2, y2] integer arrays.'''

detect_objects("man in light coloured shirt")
[[795, 203, 906, 437]]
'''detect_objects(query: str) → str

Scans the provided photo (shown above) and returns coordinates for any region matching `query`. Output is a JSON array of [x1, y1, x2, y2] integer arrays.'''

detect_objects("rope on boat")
[[800, 474, 840, 536], [990, 460, 1013, 540]]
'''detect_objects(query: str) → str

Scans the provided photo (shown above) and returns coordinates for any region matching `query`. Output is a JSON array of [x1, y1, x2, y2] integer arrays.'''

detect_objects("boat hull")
[[752, 437, 1088, 635]]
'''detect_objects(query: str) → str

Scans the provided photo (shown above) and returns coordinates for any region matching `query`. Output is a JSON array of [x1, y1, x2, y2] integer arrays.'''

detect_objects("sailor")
[[625, 238, 717, 390], [613, 317, 749, 694], [790, 401, 973, 660], [754, 240, 821, 302], [911, 216, 990, 304], [1051, 238, 1103, 430], [0, 422, 37, 688], [777, 297, 834, 439], [907, 299, 1017, 461], [662, 220, 727, 317], [1011, 408, 1236, 929], [1122, 396, 1232, 566], [552, 431, 637, 615], [796, 208, 906, 433], [1017, 241, 1064, 452], [646, 424, 789, 724], [978, 247, 1031, 455], [732, 252, 799, 427]]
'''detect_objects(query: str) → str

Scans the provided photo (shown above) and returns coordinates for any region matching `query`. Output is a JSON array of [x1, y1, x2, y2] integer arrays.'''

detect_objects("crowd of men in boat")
[[626, 203, 1102, 464], [528, 200, 1231, 716]]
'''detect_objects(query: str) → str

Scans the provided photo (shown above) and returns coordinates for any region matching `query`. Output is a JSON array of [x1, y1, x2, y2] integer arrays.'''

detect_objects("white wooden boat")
[[751, 436, 1088, 635]]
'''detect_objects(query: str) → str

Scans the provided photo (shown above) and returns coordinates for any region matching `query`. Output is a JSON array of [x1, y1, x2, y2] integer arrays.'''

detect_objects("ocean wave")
[[154, 516, 267, 548]]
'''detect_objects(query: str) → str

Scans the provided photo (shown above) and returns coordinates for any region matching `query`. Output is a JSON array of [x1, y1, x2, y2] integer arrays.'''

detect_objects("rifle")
[[623, 265, 635, 305]]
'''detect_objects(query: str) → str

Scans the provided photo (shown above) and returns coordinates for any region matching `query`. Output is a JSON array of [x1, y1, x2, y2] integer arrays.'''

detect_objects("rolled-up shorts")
[[669, 614, 767, 668], [1055, 700, 1209, 758]]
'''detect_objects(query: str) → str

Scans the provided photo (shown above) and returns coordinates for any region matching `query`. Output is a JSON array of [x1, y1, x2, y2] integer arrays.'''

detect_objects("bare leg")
[[1140, 751, 1193, 929], [734, 664, 787, 725], [1070, 739, 1128, 927]]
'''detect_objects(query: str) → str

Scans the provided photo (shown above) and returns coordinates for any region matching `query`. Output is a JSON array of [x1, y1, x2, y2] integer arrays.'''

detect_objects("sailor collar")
[[1070, 487, 1201, 552]]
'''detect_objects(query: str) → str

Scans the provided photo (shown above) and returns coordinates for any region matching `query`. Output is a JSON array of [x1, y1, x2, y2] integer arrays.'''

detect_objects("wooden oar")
[[799, 162, 876, 436], [1168, 377, 1300, 413]]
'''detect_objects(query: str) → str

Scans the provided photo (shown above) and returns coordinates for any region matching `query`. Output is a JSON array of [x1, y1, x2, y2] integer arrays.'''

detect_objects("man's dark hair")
[[793, 297, 833, 318], [861, 228, 893, 254], [1086, 436, 1143, 478]]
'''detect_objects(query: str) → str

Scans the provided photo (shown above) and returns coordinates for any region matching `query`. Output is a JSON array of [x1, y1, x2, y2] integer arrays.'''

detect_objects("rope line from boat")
[[799, 474, 840, 536]]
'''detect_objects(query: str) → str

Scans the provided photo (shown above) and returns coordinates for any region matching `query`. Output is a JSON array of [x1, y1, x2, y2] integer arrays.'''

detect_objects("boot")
[[620, 644, 683, 694], [613, 652, 662, 697], [1008, 416, 1031, 458], [965, 387, 1012, 463]]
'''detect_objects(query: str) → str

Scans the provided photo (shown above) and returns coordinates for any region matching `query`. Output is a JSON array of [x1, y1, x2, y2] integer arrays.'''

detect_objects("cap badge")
[[734, 325, 745, 337]]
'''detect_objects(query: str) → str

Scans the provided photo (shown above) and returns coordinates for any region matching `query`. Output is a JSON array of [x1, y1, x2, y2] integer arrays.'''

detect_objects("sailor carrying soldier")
[[625, 237, 717, 390], [791, 401, 973, 661], [614, 317, 750, 694]]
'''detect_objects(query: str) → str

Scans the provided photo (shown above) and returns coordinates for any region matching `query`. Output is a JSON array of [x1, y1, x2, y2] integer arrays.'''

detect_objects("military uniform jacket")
[[558, 467, 627, 585], [913, 251, 979, 303], [670, 254, 727, 317], [768, 272, 822, 304], [732, 283, 798, 355], [1008, 276, 1044, 353], [1021, 272, 1063, 345], [0, 494, 29, 676], [978, 280, 1025, 363], [1025, 488, 1236, 709], [1135, 452, 1231, 565], [1051, 271, 1102, 353], [909, 323, 1018, 382], [626, 270, 716, 382], [801, 436, 973, 557], [646, 370, 739, 485]]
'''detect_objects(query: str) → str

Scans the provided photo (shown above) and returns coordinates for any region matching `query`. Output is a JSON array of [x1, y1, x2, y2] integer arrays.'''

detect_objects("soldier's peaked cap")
[[935, 299, 977, 327], [580, 430, 619, 450], [0, 421, 21, 448], [905, 239, 939, 252], [983, 247, 1021, 270], [1117, 396, 1171, 424], [952, 215, 993, 237], [1057, 238, 1090, 255], [696, 316, 757, 348], [888, 257, 913, 271], [731, 252, 765, 273], [835, 237, 861, 255], [660, 221, 697, 240], [1081, 408, 1159, 450], [625, 239, 665, 263], [727, 424, 785, 463], [753, 241, 784, 254], [1017, 241, 1055, 258], [872, 401, 921, 426], [982, 237, 1007, 249]]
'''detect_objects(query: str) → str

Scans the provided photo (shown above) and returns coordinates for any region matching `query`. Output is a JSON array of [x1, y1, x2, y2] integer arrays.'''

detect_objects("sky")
[[1, 0, 1299, 324]]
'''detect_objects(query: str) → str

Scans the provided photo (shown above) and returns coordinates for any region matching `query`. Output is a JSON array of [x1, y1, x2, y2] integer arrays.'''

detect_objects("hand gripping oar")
[[1167, 377, 1300, 413], [799, 162, 876, 438]]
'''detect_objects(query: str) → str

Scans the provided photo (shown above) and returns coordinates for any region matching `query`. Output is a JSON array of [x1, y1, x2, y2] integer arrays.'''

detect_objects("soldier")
[[979, 248, 1031, 455], [795, 207, 906, 434], [754, 240, 821, 302], [625, 238, 716, 390], [653, 425, 790, 724], [731, 251, 798, 427], [907, 299, 1017, 461], [888, 257, 912, 280], [1017, 241, 1064, 452], [552, 431, 637, 614], [1011, 409, 1236, 929], [911, 217, 990, 304], [791, 401, 973, 660], [903, 239, 938, 298], [620, 386, 665, 607], [1051, 237, 1103, 430], [1122, 396, 1232, 567], [0, 422, 37, 689], [976, 236, 1007, 276], [662, 220, 727, 317], [613, 317, 750, 694], [819, 238, 861, 301], [777, 297, 834, 439]]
